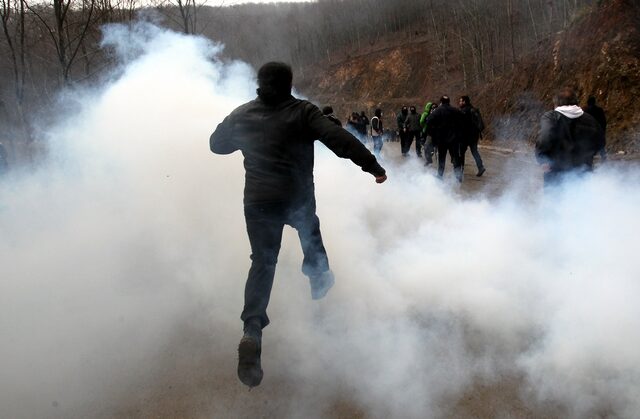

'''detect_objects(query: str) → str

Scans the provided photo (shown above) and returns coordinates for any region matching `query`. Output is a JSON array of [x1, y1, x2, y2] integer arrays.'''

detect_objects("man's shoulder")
[[228, 98, 260, 116]]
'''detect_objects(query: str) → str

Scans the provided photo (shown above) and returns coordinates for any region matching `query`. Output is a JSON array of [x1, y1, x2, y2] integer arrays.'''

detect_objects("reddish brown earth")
[[297, 0, 640, 155]]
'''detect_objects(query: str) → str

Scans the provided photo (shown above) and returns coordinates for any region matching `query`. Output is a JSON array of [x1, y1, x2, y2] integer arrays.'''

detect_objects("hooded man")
[[536, 87, 604, 187], [419, 102, 435, 164], [404, 105, 423, 157], [210, 62, 387, 388]]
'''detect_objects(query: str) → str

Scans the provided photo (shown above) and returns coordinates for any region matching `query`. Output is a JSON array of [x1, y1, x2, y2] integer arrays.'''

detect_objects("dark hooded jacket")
[[536, 108, 604, 173], [459, 104, 484, 142], [424, 103, 468, 147], [404, 110, 421, 132], [210, 96, 385, 205]]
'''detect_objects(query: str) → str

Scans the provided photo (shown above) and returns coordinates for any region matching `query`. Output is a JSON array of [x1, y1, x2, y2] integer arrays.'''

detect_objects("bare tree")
[[25, 0, 96, 84]]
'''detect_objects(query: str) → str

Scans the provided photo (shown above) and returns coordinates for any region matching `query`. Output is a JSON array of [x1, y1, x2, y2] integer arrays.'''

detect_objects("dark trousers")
[[467, 140, 484, 170], [399, 130, 409, 154], [424, 135, 434, 163], [241, 198, 329, 329], [407, 130, 422, 156], [437, 142, 465, 182]]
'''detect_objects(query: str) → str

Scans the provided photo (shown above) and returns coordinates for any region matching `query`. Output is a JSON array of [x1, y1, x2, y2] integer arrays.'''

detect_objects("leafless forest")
[[1, 0, 595, 161]]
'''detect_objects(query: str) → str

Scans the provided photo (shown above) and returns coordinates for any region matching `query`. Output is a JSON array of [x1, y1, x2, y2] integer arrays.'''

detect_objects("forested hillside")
[[2, 0, 638, 161], [296, 0, 640, 154]]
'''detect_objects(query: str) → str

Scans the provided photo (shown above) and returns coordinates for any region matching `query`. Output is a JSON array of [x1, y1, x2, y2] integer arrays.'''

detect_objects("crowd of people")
[[322, 95, 488, 182], [322, 90, 608, 185]]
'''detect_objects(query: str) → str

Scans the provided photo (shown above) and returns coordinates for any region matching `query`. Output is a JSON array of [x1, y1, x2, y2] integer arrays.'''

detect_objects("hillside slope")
[[297, 0, 640, 153]]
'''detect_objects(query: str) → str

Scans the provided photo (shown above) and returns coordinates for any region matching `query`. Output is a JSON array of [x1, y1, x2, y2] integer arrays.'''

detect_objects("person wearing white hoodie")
[[536, 87, 604, 187]]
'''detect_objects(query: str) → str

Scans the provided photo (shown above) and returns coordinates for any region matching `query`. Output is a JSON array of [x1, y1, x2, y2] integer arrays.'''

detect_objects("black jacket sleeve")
[[536, 111, 557, 164], [304, 102, 385, 177], [210, 114, 238, 155]]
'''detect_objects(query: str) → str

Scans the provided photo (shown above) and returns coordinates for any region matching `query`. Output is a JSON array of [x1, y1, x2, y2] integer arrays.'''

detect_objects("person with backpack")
[[536, 87, 604, 187], [419, 101, 436, 165], [371, 108, 384, 158], [458, 95, 486, 177]]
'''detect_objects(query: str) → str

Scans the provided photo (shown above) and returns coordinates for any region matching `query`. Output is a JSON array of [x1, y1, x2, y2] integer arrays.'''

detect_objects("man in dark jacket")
[[459, 96, 486, 176], [359, 111, 369, 140], [425, 95, 469, 182], [536, 88, 604, 187], [404, 106, 423, 157], [210, 62, 387, 388], [583, 96, 607, 161]]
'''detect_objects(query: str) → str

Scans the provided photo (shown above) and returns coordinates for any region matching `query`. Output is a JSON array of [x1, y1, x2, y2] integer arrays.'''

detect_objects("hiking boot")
[[476, 167, 486, 177], [310, 270, 335, 300], [237, 333, 263, 388]]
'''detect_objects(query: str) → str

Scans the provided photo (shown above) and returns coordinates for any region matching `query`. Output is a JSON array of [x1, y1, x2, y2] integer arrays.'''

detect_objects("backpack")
[[471, 107, 485, 134]]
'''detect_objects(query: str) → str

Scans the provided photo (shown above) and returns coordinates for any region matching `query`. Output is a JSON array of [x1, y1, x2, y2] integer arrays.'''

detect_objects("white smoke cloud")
[[0, 23, 639, 419]]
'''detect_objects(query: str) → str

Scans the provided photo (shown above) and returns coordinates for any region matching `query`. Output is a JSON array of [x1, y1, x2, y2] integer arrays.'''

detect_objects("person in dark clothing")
[[346, 112, 364, 142], [425, 95, 469, 182], [359, 111, 369, 141], [210, 62, 387, 388], [371, 108, 384, 157], [0, 142, 8, 176], [322, 105, 342, 127], [458, 95, 486, 177], [397, 106, 409, 153], [536, 87, 604, 187], [404, 106, 423, 157], [583, 96, 607, 161]]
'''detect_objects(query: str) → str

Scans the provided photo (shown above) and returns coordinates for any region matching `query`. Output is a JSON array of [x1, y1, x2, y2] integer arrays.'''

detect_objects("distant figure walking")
[[583, 96, 607, 161], [210, 62, 387, 388], [425, 95, 469, 182], [371, 108, 384, 158], [536, 87, 605, 187], [359, 111, 369, 141], [346, 112, 363, 141], [458, 95, 486, 176], [404, 106, 423, 157], [322, 106, 342, 126], [397, 106, 409, 153]]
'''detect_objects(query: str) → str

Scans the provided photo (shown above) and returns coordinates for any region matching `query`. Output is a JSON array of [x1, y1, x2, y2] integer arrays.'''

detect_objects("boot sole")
[[238, 337, 263, 387]]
